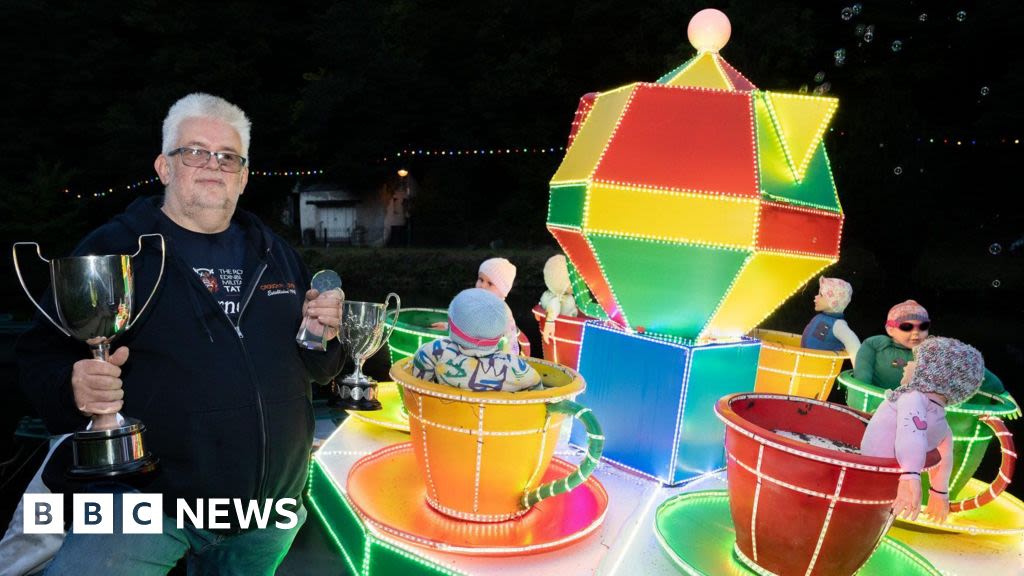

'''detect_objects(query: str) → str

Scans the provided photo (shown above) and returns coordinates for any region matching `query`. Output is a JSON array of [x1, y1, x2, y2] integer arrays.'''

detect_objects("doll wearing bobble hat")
[[860, 337, 985, 523], [412, 288, 541, 392], [800, 277, 861, 365], [434, 258, 525, 355]]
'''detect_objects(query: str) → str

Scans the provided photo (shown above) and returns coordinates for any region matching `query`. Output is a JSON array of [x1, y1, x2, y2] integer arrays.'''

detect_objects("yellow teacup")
[[390, 357, 604, 522]]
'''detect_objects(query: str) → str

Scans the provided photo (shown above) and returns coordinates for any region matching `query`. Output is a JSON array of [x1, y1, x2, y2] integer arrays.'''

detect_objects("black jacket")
[[17, 197, 343, 513]]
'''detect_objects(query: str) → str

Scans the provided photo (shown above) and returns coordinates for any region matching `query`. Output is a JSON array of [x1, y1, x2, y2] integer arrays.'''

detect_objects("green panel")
[[567, 259, 608, 319], [588, 235, 749, 337], [547, 183, 588, 228], [673, 341, 760, 482], [309, 462, 367, 575], [367, 538, 455, 576], [386, 309, 447, 363], [756, 96, 841, 212]]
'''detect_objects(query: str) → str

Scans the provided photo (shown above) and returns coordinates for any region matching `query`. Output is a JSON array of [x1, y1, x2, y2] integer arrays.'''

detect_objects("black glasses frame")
[[168, 147, 248, 173]]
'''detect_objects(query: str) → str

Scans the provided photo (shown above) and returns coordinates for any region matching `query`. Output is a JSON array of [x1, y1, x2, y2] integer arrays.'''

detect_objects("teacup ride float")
[[656, 393, 945, 575], [750, 328, 849, 401], [310, 357, 622, 576], [838, 370, 1024, 536]]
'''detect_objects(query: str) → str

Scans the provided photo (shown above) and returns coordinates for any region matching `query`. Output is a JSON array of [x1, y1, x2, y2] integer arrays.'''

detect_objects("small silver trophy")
[[337, 293, 400, 411], [296, 270, 344, 351], [13, 234, 164, 479]]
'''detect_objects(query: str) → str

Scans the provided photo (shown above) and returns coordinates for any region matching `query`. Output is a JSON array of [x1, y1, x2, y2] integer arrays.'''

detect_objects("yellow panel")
[[585, 184, 758, 248], [663, 52, 732, 90], [764, 92, 838, 180], [701, 252, 833, 338], [551, 84, 637, 183]]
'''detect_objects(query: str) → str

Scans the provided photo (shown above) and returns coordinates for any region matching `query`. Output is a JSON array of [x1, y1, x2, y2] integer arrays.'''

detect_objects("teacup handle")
[[948, 415, 1016, 513], [522, 399, 604, 508], [379, 292, 401, 346], [11, 242, 71, 338], [126, 233, 166, 331]]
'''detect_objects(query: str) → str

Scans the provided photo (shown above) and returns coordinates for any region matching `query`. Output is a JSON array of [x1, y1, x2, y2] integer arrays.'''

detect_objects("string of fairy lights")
[[61, 145, 567, 200], [61, 138, 1017, 200]]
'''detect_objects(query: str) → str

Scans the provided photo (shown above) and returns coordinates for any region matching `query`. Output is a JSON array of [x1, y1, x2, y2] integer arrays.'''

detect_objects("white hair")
[[161, 93, 251, 159]]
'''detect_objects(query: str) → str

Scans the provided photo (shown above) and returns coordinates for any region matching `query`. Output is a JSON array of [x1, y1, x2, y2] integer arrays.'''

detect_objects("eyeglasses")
[[889, 320, 930, 332], [168, 147, 247, 173]]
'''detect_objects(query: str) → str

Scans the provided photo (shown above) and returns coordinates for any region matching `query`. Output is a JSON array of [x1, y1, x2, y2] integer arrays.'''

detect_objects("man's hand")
[[71, 346, 129, 416], [893, 476, 922, 520], [302, 288, 343, 340], [922, 490, 950, 524], [430, 321, 449, 331]]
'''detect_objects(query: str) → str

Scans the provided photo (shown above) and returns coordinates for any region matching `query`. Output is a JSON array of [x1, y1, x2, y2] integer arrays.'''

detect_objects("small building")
[[290, 176, 415, 247]]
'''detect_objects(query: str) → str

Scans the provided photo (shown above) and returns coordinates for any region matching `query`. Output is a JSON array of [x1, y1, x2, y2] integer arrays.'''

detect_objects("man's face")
[[155, 116, 248, 219]]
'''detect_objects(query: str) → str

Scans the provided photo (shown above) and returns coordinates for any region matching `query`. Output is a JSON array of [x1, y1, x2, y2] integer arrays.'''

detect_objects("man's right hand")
[[71, 346, 129, 416]]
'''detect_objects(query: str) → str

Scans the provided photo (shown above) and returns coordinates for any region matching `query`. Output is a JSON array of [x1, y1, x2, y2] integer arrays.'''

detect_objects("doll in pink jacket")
[[860, 336, 985, 523]]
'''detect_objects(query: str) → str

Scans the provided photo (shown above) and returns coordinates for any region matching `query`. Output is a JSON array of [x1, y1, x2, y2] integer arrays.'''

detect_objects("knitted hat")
[[886, 299, 929, 326], [543, 255, 571, 295], [479, 257, 517, 298], [887, 336, 985, 406], [448, 288, 508, 353], [818, 277, 852, 313]]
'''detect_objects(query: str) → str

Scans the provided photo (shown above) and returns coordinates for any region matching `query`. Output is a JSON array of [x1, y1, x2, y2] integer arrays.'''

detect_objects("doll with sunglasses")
[[860, 336, 985, 522], [853, 300, 1004, 394], [800, 277, 861, 364]]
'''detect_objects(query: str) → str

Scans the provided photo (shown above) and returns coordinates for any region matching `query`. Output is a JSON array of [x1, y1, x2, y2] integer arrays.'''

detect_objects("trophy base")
[[68, 417, 160, 480], [337, 377, 382, 411]]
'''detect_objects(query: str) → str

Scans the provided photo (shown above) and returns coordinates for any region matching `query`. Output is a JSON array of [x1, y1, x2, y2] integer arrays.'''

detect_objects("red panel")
[[719, 58, 757, 91], [594, 84, 758, 196], [757, 202, 843, 257], [548, 226, 626, 326], [567, 92, 598, 148]]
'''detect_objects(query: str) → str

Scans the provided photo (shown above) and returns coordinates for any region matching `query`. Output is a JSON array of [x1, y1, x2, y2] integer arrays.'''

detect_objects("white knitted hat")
[[479, 257, 517, 298]]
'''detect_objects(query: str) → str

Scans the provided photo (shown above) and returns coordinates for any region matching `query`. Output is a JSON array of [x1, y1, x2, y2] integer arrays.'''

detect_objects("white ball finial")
[[688, 8, 731, 53]]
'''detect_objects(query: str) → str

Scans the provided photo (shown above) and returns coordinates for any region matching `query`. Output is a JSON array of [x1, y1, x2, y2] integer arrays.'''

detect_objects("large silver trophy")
[[337, 293, 400, 411], [13, 234, 164, 479]]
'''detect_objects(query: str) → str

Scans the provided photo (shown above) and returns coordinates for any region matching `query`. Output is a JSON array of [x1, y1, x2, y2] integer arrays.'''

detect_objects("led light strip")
[[404, 409, 550, 436], [751, 444, 765, 561], [729, 452, 892, 505], [803, 468, 846, 575]]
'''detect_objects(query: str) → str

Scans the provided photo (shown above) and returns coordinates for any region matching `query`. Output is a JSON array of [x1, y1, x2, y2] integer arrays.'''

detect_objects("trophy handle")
[[380, 293, 401, 346], [126, 233, 166, 331], [11, 242, 72, 338]]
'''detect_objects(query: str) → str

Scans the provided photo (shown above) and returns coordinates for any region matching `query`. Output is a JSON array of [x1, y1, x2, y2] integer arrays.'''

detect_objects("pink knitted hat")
[[886, 299, 929, 326], [887, 337, 985, 406], [818, 277, 852, 313], [479, 257, 517, 298]]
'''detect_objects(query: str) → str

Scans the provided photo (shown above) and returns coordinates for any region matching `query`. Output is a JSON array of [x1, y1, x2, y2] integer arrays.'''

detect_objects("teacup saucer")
[[345, 442, 608, 556], [655, 490, 941, 575], [344, 382, 410, 432], [894, 477, 1024, 535]]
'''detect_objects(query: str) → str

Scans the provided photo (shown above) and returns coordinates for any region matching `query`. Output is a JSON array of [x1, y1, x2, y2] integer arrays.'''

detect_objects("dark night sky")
[[1, 3, 1021, 405]]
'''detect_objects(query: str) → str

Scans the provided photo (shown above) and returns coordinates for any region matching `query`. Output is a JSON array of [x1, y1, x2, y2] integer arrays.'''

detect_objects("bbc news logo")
[[25, 494, 299, 534]]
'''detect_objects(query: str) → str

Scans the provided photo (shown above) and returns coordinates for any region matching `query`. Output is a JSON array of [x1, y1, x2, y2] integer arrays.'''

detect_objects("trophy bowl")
[[13, 234, 164, 479], [337, 293, 400, 411]]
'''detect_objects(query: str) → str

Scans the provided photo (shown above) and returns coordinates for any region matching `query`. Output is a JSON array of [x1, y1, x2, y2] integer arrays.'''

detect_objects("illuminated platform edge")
[[311, 417, 1024, 575]]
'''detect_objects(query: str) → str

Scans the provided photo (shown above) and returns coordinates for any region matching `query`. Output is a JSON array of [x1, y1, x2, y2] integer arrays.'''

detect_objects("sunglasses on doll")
[[886, 320, 931, 332]]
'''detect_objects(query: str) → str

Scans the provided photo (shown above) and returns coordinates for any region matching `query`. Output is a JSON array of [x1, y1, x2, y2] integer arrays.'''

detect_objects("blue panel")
[[572, 323, 688, 481], [571, 323, 761, 484], [672, 342, 760, 482]]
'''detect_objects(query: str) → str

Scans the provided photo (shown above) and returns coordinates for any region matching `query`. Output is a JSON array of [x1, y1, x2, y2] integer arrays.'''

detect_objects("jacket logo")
[[259, 282, 297, 296]]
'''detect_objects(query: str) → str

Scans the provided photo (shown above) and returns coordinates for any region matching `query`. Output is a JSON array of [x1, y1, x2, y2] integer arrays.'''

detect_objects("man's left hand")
[[302, 288, 343, 340]]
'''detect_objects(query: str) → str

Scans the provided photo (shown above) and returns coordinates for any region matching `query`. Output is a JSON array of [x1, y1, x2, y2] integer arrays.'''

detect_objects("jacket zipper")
[[233, 258, 270, 501]]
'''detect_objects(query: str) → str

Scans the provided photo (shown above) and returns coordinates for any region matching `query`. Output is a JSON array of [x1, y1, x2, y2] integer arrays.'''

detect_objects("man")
[[15, 93, 344, 574]]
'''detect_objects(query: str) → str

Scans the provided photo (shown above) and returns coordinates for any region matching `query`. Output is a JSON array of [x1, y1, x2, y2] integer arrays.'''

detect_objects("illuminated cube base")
[[570, 322, 760, 485]]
